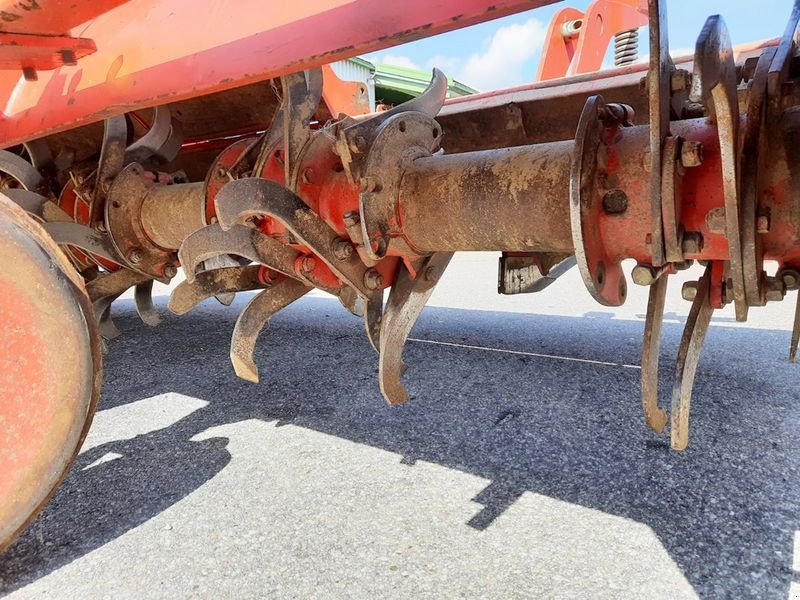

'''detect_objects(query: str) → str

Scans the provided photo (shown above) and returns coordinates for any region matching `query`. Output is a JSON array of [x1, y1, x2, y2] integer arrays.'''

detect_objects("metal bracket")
[[661, 135, 684, 263], [498, 253, 575, 295]]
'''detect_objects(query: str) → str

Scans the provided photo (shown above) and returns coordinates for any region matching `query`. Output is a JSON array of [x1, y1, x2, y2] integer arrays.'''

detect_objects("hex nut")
[[363, 269, 384, 290], [332, 238, 354, 260], [671, 69, 692, 93], [631, 264, 656, 286], [682, 281, 699, 301], [681, 231, 704, 255], [301, 256, 317, 273], [680, 140, 704, 168], [343, 211, 360, 227], [764, 277, 786, 302], [127, 248, 143, 264], [602, 189, 628, 215]]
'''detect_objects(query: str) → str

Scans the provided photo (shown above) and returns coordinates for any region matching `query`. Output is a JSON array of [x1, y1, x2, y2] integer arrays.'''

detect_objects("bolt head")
[[631, 264, 656, 286], [756, 214, 770, 234], [781, 269, 800, 290], [680, 140, 704, 168], [764, 276, 786, 302], [302, 167, 314, 184], [671, 69, 692, 92], [163, 264, 178, 279], [424, 265, 440, 282], [682, 281, 699, 301], [127, 248, 143, 264], [343, 211, 360, 228], [363, 269, 384, 290], [301, 256, 317, 273], [332, 238, 354, 260], [602, 189, 628, 215]]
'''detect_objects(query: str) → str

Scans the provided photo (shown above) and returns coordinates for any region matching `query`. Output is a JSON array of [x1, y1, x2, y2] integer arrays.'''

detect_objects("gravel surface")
[[1, 254, 799, 599]]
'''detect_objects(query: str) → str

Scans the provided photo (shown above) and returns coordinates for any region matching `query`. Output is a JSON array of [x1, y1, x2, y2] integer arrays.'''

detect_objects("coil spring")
[[614, 29, 639, 67]]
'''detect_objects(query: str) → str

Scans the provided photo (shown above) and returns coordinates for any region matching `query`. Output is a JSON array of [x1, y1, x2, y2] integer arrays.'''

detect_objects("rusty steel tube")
[[398, 140, 575, 254], [140, 182, 206, 250], [394, 118, 767, 267]]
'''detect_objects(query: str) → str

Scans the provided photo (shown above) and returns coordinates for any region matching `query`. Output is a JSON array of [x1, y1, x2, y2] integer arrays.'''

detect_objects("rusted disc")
[[0, 192, 102, 553]]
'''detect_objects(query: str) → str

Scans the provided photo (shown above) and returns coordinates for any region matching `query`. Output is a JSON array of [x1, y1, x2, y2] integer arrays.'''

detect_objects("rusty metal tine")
[[42, 221, 123, 263], [125, 104, 173, 165], [337, 286, 365, 317], [169, 265, 265, 315], [230, 279, 311, 383], [0, 149, 44, 191], [134, 280, 162, 327], [92, 115, 127, 226], [741, 46, 777, 306], [364, 290, 383, 354], [214, 178, 374, 297], [1, 188, 72, 222], [767, 0, 800, 98], [693, 15, 747, 321], [790, 291, 800, 363], [281, 68, 323, 189], [379, 252, 453, 405], [178, 223, 300, 282], [95, 293, 123, 341], [670, 265, 714, 451], [641, 274, 669, 433], [646, 0, 670, 267], [201, 254, 242, 306], [86, 268, 150, 303]]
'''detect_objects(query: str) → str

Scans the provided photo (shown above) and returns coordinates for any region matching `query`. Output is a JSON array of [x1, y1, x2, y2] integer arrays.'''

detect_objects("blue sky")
[[366, 1, 793, 91]]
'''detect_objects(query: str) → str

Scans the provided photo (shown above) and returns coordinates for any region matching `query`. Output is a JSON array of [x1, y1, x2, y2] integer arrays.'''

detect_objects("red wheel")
[[0, 192, 102, 553]]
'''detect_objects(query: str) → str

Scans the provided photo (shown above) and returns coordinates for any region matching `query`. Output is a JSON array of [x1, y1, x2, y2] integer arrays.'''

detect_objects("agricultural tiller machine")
[[2, 0, 800, 551]]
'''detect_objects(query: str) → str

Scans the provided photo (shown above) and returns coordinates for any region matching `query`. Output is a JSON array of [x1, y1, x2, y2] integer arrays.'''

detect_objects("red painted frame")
[[0, 0, 558, 148]]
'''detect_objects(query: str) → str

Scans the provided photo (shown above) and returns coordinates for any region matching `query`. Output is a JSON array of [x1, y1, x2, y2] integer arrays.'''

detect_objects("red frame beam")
[[0, 0, 557, 147]]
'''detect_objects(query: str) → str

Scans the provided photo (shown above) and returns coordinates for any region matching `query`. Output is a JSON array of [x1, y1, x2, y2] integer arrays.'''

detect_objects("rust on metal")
[[0, 192, 102, 554], [230, 278, 311, 383]]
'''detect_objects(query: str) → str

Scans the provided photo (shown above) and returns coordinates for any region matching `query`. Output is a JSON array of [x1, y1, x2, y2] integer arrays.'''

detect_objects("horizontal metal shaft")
[[140, 181, 205, 250]]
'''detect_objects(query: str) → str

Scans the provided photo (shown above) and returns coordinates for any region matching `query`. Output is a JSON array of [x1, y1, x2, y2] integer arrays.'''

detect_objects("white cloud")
[[369, 54, 421, 70], [425, 55, 462, 73], [456, 17, 548, 91]]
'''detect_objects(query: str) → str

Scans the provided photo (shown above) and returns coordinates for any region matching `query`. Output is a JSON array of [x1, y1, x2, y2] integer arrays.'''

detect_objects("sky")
[[365, 0, 793, 92]]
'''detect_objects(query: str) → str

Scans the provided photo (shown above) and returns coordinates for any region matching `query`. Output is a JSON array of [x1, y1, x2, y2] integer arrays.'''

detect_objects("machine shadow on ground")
[[1, 295, 798, 597]]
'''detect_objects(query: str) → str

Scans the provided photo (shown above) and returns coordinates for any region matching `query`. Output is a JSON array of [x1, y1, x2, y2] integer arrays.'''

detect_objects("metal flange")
[[570, 95, 629, 307], [358, 111, 441, 261], [105, 162, 177, 283]]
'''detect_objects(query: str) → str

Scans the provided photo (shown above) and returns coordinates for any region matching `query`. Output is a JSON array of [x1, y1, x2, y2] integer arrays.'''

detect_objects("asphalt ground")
[[1, 254, 800, 599]]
